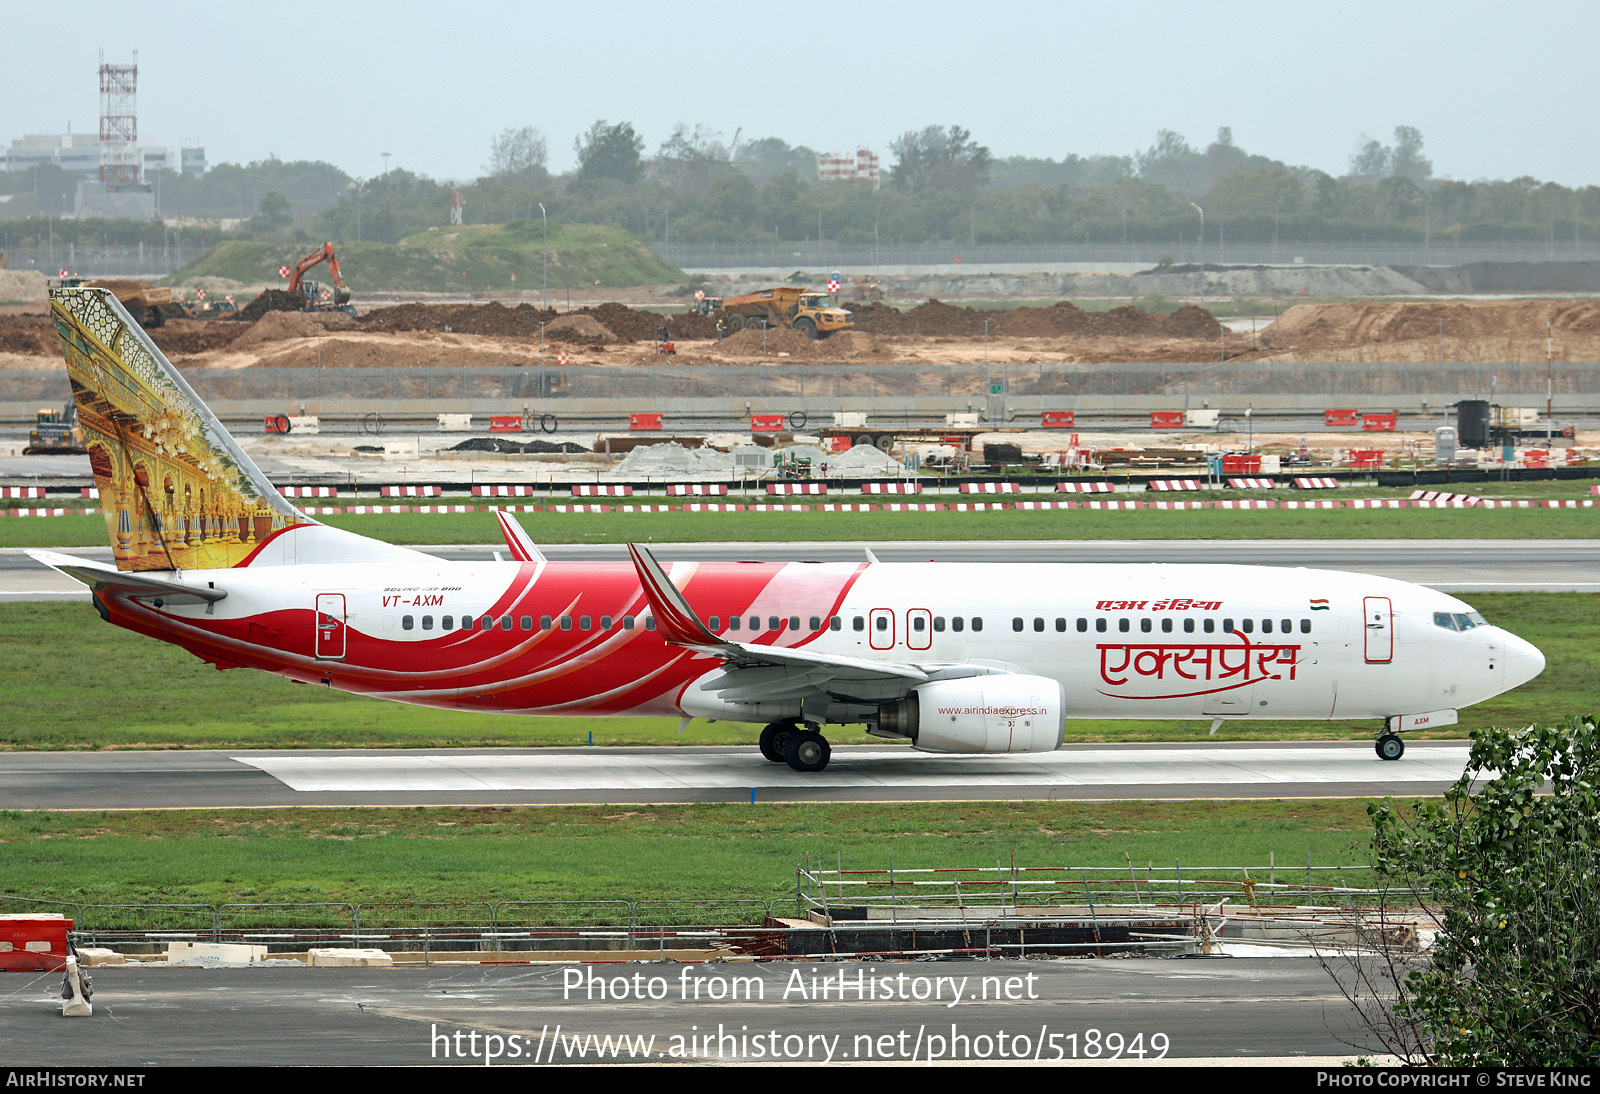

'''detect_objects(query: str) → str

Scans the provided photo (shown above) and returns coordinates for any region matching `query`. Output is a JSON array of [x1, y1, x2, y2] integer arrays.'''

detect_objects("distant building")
[[817, 148, 880, 189], [4, 133, 205, 178], [74, 179, 156, 220]]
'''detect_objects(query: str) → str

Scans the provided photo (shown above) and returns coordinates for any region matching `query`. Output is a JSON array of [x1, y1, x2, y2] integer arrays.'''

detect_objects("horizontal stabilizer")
[[28, 550, 226, 604]]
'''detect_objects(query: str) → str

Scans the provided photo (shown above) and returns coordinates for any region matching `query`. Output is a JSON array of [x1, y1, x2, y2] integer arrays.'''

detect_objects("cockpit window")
[[1436, 610, 1490, 631], [1434, 612, 1459, 631]]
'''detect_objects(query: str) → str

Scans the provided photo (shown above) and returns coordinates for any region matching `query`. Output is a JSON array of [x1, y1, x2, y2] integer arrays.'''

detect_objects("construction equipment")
[[286, 242, 356, 315], [24, 402, 87, 455], [687, 295, 723, 317], [719, 286, 853, 339], [54, 277, 173, 328], [848, 277, 884, 301]]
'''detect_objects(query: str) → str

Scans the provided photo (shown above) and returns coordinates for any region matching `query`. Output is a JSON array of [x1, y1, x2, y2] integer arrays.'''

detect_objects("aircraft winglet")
[[626, 543, 720, 646]]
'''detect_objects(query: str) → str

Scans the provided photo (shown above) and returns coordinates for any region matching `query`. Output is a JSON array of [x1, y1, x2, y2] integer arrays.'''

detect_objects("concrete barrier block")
[[77, 948, 125, 966], [167, 942, 268, 964], [437, 413, 472, 432], [285, 415, 319, 435], [307, 948, 394, 967]]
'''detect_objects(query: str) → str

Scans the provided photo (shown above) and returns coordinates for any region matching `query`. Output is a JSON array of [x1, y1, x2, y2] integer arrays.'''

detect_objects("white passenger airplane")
[[30, 287, 1546, 772]]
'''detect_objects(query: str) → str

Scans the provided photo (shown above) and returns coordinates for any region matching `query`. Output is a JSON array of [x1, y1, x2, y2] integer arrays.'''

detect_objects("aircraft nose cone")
[[1502, 634, 1546, 690]]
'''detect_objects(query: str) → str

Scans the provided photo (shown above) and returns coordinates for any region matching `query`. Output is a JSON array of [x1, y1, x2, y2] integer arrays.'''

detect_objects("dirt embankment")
[[848, 299, 1221, 339], [1252, 300, 1600, 362]]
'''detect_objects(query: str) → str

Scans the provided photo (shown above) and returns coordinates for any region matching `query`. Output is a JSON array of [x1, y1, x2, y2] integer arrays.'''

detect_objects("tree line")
[[2, 124, 1598, 250]]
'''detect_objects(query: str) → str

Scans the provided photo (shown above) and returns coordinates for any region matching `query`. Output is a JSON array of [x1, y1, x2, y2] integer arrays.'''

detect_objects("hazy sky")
[[3, 0, 1595, 186]]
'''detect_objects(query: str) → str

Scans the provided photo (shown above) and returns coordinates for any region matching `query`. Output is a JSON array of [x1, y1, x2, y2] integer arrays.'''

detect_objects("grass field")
[[0, 800, 1378, 908], [0, 593, 1590, 751], [1, 500, 1595, 550], [165, 223, 684, 292]]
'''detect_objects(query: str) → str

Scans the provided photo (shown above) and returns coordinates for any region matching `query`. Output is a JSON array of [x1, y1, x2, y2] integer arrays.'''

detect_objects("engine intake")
[[876, 676, 1064, 754]]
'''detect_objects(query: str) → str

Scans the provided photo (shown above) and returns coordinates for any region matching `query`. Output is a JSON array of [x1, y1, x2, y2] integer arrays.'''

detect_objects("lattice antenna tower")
[[98, 48, 139, 185]]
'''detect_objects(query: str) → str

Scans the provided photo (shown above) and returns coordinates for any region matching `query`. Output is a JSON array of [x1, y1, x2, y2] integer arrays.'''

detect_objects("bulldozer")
[[54, 277, 174, 328], [23, 402, 87, 455], [719, 286, 853, 339]]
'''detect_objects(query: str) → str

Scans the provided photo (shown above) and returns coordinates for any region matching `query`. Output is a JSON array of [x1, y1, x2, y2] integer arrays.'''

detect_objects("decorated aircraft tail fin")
[[49, 286, 422, 574]]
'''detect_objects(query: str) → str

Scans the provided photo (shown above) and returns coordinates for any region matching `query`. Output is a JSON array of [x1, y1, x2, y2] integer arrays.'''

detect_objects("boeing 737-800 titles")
[[30, 288, 1545, 771]]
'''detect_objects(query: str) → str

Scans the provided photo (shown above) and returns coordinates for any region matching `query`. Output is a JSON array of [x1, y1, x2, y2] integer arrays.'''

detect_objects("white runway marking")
[[232, 744, 1470, 793]]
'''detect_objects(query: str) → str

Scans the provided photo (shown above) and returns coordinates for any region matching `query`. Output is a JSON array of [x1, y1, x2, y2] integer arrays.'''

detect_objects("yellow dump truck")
[[55, 277, 175, 328], [720, 286, 854, 339]]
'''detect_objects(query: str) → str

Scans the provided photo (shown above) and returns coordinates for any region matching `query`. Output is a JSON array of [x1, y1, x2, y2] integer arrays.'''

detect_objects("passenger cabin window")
[[1095, 618, 1106, 633], [442, 616, 454, 632], [1075, 618, 1087, 632], [971, 618, 983, 632], [402, 615, 414, 630], [645, 618, 657, 631], [830, 618, 842, 632], [707, 616, 720, 630], [541, 616, 553, 630], [952, 617, 964, 632], [1012, 617, 1024, 632], [933, 617, 945, 632], [1033, 617, 1045, 632], [422, 616, 433, 631], [1300, 619, 1311, 633]]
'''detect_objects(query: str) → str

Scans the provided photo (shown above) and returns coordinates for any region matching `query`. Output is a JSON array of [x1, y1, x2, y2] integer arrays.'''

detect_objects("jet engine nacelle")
[[876, 675, 1065, 754]]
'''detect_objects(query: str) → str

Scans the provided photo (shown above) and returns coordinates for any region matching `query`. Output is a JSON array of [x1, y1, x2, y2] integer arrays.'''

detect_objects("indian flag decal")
[[1309, 598, 1331, 611]]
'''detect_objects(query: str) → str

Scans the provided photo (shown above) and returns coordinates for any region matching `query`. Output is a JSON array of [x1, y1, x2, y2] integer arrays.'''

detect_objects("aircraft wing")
[[27, 549, 227, 605], [626, 543, 929, 688]]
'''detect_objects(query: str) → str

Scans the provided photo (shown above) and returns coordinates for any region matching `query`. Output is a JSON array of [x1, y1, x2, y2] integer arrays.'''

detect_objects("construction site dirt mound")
[[716, 327, 830, 358], [545, 313, 616, 343], [361, 301, 558, 338], [0, 315, 57, 356], [229, 310, 359, 349], [448, 436, 588, 454], [237, 290, 306, 323], [148, 319, 255, 356], [848, 298, 1219, 340]]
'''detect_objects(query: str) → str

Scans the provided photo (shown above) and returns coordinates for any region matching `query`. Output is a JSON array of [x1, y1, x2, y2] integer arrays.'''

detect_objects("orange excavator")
[[286, 242, 355, 314]]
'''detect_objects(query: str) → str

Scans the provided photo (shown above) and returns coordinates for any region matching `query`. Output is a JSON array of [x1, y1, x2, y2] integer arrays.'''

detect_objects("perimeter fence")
[[0, 858, 1413, 961]]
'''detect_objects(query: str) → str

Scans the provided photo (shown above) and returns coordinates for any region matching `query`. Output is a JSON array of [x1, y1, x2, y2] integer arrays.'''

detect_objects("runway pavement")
[[4, 538, 1599, 600], [0, 740, 1469, 809], [0, 958, 1385, 1066]]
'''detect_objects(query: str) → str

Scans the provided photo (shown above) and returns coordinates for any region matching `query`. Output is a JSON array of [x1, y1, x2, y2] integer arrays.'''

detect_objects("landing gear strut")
[[1375, 733, 1405, 761]]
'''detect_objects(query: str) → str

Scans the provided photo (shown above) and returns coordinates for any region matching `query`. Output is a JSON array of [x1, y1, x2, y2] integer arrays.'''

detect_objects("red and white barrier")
[[1056, 482, 1114, 493], [1346, 499, 1409, 509], [879, 503, 945, 511], [1082, 500, 1142, 510], [820, 504, 873, 511], [1590, 486, 1599, 496], [682, 503, 745, 512], [1012, 501, 1075, 510], [1324, 409, 1359, 427], [766, 483, 827, 495], [666, 484, 728, 496], [747, 504, 808, 511], [300, 506, 342, 515], [0, 487, 45, 498], [1146, 479, 1202, 491], [1543, 500, 1597, 508], [1041, 410, 1076, 428], [381, 486, 443, 497], [959, 482, 1020, 494], [81, 488, 98, 498], [750, 414, 787, 433], [1410, 490, 1481, 507], [949, 502, 1011, 511], [547, 505, 610, 513], [1480, 500, 1534, 508], [346, 505, 411, 514], [1293, 477, 1341, 489], [1282, 501, 1342, 509], [498, 505, 542, 513], [1226, 478, 1277, 489], [862, 482, 923, 494], [6, 508, 77, 516], [488, 415, 523, 433], [1147, 501, 1206, 509], [572, 484, 633, 497], [473, 485, 538, 497], [415, 505, 475, 513], [1361, 412, 1397, 432], [1150, 411, 1186, 429], [1212, 500, 1277, 509], [629, 413, 664, 431], [617, 505, 671, 512], [282, 486, 340, 498], [1347, 450, 1385, 469]]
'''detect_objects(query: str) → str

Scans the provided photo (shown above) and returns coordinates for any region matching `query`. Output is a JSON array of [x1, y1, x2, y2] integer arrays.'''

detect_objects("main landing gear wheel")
[[759, 721, 796, 763], [1376, 733, 1405, 761], [784, 729, 831, 772]]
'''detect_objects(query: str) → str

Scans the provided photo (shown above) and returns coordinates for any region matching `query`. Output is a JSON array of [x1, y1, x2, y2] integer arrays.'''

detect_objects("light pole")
[[538, 202, 547, 312], [1189, 202, 1204, 246], [381, 151, 390, 176], [1245, 406, 1253, 454]]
